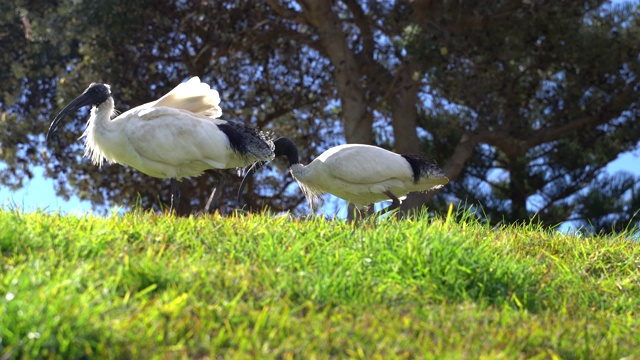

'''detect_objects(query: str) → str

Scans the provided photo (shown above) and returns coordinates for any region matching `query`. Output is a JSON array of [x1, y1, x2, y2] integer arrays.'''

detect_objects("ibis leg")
[[346, 203, 357, 222], [346, 203, 365, 223], [378, 191, 401, 215], [204, 172, 225, 213], [170, 179, 181, 213]]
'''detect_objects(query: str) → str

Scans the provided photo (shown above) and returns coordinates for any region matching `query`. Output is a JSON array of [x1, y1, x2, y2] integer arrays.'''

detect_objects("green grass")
[[1, 207, 639, 359]]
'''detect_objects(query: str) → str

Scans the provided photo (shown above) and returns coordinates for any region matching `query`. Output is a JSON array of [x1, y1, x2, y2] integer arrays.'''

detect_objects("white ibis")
[[239, 137, 449, 215], [47, 77, 274, 212]]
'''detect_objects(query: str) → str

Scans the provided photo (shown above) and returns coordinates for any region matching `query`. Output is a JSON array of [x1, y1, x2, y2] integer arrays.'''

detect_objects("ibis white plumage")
[[47, 77, 275, 212], [239, 137, 449, 214]]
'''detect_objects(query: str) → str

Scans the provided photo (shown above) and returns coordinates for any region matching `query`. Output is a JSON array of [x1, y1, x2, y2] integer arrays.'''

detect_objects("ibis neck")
[[83, 97, 115, 167], [88, 97, 115, 131], [290, 163, 312, 181]]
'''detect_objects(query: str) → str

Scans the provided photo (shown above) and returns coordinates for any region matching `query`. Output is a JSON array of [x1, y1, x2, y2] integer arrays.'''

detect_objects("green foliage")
[[1, 208, 639, 358], [412, 1, 640, 226], [571, 171, 640, 234]]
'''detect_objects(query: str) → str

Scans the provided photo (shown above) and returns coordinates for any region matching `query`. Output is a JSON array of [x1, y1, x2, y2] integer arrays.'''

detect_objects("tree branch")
[[264, 0, 307, 24], [412, 0, 523, 34], [293, 0, 373, 144], [344, 0, 375, 59], [526, 76, 640, 148]]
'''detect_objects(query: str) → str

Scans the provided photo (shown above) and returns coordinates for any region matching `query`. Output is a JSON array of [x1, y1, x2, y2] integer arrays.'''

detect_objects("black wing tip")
[[401, 154, 446, 183], [217, 122, 274, 159]]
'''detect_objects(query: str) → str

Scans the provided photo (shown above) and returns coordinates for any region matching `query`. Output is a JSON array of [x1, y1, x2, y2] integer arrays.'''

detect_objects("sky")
[[0, 166, 93, 215]]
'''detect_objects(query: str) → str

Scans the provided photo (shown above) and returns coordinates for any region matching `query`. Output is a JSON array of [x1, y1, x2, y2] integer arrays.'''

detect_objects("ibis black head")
[[46, 83, 111, 141], [273, 137, 300, 166], [236, 137, 300, 204]]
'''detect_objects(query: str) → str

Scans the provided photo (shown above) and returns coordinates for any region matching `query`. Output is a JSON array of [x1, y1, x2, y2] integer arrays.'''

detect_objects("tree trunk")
[[298, 0, 373, 145], [508, 156, 529, 222], [390, 63, 421, 154], [389, 63, 429, 215]]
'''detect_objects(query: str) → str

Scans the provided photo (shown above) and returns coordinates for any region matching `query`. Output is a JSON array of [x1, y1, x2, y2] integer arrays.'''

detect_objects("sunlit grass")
[[1, 207, 639, 358]]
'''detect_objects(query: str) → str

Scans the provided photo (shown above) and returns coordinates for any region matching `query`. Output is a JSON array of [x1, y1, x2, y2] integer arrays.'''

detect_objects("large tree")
[[264, 0, 640, 226], [1, 0, 332, 215], [409, 0, 640, 225], [1, 0, 639, 229]]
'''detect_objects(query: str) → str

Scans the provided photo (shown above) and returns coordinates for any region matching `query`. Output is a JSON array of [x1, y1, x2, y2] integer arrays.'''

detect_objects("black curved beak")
[[46, 92, 95, 141], [237, 161, 266, 204]]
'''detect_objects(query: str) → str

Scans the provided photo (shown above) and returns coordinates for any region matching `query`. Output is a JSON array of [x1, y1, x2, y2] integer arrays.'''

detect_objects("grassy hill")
[[1, 208, 638, 359]]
